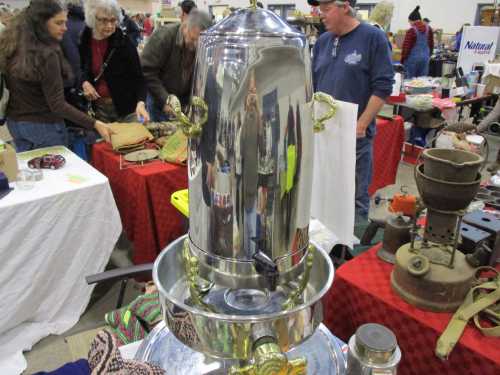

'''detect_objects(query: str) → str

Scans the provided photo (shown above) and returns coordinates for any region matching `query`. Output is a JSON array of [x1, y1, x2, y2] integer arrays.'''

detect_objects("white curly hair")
[[84, 0, 122, 29]]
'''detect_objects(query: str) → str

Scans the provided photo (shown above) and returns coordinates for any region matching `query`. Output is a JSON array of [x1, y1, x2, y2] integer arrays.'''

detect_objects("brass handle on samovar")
[[311, 92, 337, 133], [167, 95, 208, 137], [282, 246, 315, 310], [229, 339, 307, 375]]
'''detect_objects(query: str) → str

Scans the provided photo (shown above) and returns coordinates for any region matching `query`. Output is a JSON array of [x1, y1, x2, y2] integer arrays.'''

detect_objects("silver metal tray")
[[135, 321, 347, 375]]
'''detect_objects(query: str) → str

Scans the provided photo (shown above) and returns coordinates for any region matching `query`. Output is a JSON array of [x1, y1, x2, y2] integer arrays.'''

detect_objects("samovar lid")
[[206, 8, 302, 38]]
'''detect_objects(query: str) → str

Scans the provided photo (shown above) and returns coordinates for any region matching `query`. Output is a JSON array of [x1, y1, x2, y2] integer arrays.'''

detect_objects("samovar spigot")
[[253, 251, 279, 292], [229, 335, 307, 375]]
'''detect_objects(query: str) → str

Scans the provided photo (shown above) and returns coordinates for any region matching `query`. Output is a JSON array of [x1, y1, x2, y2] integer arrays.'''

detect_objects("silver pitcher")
[[174, 7, 336, 289]]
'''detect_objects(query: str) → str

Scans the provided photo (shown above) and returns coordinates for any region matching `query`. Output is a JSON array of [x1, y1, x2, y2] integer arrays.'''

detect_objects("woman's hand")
[[94, 121, 115, 143], [136, 101, 150, 123], [82, 81, 100, 101]]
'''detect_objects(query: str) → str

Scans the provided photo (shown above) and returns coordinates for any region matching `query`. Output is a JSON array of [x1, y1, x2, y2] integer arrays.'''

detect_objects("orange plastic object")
[[389, 193, 417, 217]]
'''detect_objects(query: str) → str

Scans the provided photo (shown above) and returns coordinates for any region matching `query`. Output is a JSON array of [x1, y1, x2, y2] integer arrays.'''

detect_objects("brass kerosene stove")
[[391, 148, 484, 312], [135, 6, 344, 375]]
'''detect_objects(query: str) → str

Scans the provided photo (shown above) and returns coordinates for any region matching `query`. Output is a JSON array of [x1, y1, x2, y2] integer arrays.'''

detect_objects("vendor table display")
[[92, 142, 187, 264], [322, 243, 500, 375], [369, 116, 405, 196], [0, 146, 121, 374]]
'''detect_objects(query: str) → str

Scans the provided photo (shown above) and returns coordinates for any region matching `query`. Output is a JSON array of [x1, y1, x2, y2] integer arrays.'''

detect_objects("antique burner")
[[391, 148, 483, 312], [143, 5, 342, 374]]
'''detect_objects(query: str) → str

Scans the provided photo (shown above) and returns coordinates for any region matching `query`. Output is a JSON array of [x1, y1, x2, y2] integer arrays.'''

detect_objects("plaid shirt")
[[401, 21, 434, 63]]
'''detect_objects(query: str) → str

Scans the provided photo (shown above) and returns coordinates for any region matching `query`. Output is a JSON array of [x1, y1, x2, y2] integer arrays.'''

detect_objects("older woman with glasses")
[[80, 0, 149, 123]]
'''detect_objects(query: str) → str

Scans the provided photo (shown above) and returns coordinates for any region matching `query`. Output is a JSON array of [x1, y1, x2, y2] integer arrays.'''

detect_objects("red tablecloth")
[[322, 244, 500, 375], [92, 143, 187, 264], [369, 116, 405, 196]]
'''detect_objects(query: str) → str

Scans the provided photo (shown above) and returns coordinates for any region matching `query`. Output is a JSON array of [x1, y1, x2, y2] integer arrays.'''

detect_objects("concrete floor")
[[22, 136, 500, 373], [24, 246, 143, 374]]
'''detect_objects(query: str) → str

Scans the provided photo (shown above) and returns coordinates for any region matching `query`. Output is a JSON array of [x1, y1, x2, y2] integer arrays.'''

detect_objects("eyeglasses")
[[96, 16, 117, 25], [331, 37, 340, 58]]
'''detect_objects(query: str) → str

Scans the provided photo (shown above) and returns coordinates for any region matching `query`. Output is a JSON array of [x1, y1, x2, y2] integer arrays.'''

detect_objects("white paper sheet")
[[311, 100, 357, 248]]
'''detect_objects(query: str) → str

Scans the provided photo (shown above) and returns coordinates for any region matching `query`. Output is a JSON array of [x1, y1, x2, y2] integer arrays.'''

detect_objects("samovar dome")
[[207, 8, 302, 37]]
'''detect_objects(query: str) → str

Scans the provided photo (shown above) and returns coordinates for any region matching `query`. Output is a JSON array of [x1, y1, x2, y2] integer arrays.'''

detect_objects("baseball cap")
[[307, 0, 357, 7]]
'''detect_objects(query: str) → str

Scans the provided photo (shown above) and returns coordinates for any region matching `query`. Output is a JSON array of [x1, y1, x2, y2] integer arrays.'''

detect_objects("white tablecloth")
[[0, 147, 122, 375]]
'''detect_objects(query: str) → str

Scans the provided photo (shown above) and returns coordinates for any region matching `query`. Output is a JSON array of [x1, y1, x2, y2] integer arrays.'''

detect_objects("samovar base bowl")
[[153, 235, 335, 360]]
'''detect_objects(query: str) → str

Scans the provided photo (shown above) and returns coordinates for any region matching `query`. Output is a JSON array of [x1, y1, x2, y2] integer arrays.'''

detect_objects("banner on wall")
[[457, 26, 500, 74]]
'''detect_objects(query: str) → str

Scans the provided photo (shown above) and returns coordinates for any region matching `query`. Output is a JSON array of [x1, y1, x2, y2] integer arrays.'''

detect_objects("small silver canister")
[[346, 323, 401, 375]]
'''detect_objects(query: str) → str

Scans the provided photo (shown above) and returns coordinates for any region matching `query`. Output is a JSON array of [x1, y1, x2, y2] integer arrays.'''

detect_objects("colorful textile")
[[88, 329, 164, 375], [105, 292, 161, 346]]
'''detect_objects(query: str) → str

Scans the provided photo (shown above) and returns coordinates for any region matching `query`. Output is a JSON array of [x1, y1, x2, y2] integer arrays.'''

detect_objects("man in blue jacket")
[[311, 0, 394, 219]]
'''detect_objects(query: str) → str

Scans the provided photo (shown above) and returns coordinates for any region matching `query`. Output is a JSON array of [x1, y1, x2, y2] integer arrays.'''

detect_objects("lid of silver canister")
[[354, 324, 398, 365]]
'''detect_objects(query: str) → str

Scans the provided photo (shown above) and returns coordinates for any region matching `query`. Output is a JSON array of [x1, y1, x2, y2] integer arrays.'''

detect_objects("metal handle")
[[168, 95, 208, 137], [182, 239, 215, 312], [282, 246, 315, 310], [311, 92, 337, 133]]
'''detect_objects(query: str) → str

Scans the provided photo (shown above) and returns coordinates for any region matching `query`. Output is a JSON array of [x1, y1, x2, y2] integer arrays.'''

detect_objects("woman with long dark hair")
[[0, 0, 113, 152]]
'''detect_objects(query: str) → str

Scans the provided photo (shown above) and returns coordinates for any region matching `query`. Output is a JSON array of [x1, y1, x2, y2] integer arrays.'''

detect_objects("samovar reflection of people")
[[201, 54, 234, 256], [240, 74, 261, 258]]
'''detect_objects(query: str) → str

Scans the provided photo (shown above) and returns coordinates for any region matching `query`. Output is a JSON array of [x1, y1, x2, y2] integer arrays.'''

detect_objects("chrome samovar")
[[137, 5, 344, 375]]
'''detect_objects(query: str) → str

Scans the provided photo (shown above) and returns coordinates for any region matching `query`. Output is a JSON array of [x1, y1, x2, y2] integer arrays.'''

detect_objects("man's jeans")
[[355, 137, 373, 219], [7, 120, 68, 152]]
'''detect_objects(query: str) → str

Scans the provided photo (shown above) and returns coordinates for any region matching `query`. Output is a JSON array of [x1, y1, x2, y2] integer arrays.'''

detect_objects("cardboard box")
[[0, 143, 18, 181]]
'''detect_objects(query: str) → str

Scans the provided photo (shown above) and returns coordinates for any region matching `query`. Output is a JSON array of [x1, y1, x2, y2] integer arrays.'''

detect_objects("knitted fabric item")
[[88, 329, 165, 375], [129, 292, 163, 328], [105, 292, 161, 346]]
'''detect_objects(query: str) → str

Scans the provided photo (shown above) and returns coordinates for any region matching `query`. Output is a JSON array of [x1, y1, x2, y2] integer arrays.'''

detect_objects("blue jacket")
[[312, 23, 394, 139]]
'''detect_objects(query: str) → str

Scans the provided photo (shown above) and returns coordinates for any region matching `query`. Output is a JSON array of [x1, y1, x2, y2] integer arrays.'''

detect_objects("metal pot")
[[422, 148, 483, 183], [442, 60, 456, 77], [346, 324, 401, 375], [415, 164, 481, 212], [377, 216, 412, 264]]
